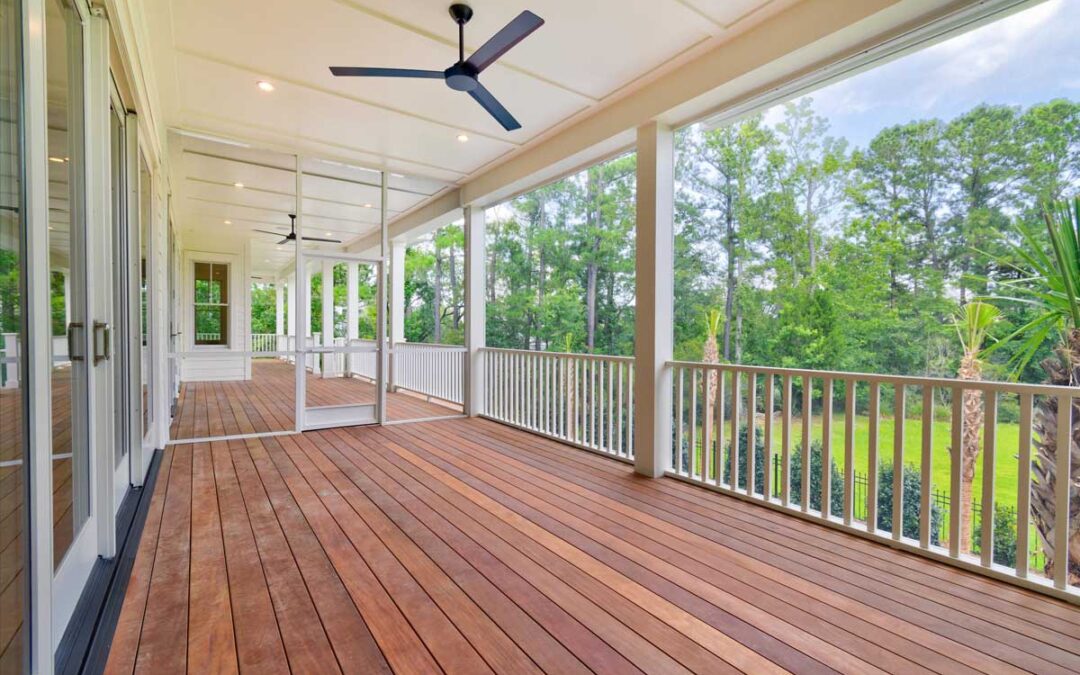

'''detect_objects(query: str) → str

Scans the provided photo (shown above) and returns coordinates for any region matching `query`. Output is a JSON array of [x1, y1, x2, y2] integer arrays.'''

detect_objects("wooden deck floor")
[[170, 360, 460, 439], [106, 417, 1080, 674]]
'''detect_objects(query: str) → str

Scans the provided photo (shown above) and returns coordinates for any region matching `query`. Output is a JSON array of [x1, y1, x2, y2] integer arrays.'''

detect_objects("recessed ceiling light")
[[364, 203, 373, 208], [234, 182, 244, 189], [256, 80, 275, 92], [276, 246, 283, 251], [457, 134, 469, 143], [224, 220, 232, 225], [48, 156, 65, 163], [325, 231, 333, 236]]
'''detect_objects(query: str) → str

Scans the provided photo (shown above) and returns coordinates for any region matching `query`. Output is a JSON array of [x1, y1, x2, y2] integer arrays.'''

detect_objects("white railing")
[[483, 348, 635, 461], [668, 360, 1078, 599], [1, 333, 18, 388], [393, 342, 466, 405], [195, 332, 221, 342], [249, 333, 288, 353]]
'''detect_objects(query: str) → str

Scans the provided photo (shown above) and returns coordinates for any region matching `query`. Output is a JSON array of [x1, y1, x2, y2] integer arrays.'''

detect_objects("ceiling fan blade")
[[330, 66, 444, 79], [301, 236, 343, 243], [254, 229, 285, 236], [466, 10, 544, 72], [468, 83, 521, 131], [277, 237, 291, 246]]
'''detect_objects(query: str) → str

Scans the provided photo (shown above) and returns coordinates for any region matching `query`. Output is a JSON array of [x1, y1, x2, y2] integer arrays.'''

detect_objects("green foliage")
[[983, 197, 1080, 376], [875, 462, 944, 545], [954, 301, 1002, 356]]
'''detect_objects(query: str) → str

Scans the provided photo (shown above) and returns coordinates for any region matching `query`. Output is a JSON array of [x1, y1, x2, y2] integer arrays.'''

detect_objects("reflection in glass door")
[[46, 0, 91, 573], [138, 155, 153, 446], [301, 253, 383, 429], [0, 0, 28, 668]]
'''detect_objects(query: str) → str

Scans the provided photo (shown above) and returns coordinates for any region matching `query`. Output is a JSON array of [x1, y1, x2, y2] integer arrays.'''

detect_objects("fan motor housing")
[[444, 62, 479, 91]]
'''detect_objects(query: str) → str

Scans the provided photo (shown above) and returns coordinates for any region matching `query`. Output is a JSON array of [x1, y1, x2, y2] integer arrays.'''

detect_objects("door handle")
[[93, 321, 111, 365], [67, 322, 84, 362]]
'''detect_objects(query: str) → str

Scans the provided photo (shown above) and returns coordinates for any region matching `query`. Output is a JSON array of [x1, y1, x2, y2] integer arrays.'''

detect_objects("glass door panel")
[[1, 0, 28, 667], [46, 0, 90, 572], [301, 254, 382, 430]]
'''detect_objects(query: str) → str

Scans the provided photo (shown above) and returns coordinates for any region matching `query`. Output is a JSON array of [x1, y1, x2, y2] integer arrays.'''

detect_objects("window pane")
[[194, 262, 211, 302], [194, 306, 227, 345], [213, 263, 228, 304]]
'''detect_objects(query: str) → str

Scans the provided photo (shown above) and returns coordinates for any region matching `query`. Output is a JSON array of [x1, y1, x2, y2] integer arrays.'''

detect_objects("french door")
[[299, 252, 385, 430]]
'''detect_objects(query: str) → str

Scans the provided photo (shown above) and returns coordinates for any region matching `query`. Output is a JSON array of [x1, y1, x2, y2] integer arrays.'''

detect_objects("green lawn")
[[694, 413, 1023, 511]]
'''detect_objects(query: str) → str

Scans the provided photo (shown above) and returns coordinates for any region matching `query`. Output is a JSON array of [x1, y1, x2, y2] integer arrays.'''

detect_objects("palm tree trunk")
[[1031, 328, 1080, 583], [958, 353, 983, 554]]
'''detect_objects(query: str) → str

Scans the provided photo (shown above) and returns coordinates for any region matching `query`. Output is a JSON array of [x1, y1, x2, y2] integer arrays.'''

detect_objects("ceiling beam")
[[347, 187, 461, 254]]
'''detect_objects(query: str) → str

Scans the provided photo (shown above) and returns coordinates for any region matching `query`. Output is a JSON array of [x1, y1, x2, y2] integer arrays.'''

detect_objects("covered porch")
[[106, 417, 1080, 674]]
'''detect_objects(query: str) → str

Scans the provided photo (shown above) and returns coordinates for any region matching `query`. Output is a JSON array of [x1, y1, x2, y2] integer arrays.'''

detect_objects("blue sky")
[[767, 0, 1080, 148]]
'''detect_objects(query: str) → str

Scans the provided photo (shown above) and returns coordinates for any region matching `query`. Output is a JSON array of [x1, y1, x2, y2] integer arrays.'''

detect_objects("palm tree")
[[702, 309, 722, 478], [985, 197, 1080, 582], [952, 301, 1001, 554]]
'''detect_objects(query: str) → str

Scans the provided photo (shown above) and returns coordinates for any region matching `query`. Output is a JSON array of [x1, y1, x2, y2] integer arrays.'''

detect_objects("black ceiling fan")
[[254, 214, 341, 245], [330, 4, 544, 131]]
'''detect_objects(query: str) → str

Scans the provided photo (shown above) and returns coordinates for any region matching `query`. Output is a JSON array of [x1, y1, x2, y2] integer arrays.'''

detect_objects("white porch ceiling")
[[144, 0, 794, 227]]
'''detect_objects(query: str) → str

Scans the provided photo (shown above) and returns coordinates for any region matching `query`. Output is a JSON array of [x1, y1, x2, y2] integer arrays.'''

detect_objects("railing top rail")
[[666, 359, 1080, 397], [483, 346, 634, 363], [395, 341, 467, 350]]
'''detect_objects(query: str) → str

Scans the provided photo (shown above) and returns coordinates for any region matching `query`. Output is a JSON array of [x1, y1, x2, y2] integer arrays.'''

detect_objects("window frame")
[[192, 260, 230, 348]]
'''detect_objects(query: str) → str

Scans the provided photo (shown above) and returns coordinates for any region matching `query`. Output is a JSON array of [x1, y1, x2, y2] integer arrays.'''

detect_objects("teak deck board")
[[169, 360, 460, 440], [107, 414, 1080, 674]]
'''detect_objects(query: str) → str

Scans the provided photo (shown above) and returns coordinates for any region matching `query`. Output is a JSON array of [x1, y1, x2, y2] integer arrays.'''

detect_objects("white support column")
[[294, 156, 307, 428], [464, 205, 486, 417], [275, 280, 285, 336], [390, 241, 406, 345], [389, 240, 405, 390], [376, 171, 388, 423], [286, 273, 296, 337], [321, 259, 335, 376], [305, 263, 319, 375], [346, 261, 359, 376], [633, 121, 675, 478]]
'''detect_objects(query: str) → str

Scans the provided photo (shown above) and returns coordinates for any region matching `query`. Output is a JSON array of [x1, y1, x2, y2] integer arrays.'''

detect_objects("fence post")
[[633, 121, 674, 478]]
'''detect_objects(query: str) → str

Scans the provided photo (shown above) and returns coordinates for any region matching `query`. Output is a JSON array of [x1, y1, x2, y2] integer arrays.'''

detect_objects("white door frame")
[[297, 251, 384, 430], [22, 0, 56, 668]]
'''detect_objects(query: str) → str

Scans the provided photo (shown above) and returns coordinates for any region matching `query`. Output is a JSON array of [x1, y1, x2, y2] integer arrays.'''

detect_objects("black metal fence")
[[770, 456, 1046, 571]]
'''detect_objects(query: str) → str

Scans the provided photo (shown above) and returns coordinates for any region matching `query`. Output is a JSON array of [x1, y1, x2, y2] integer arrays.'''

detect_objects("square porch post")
[[286, 273, 296, 361], [346, 261, 359, 376], [275, 280, 285, 336], [634, 121, 674, 478], [464, 205, 485, 416], [321, 259, 336, 375], [389, 240, 406, 391]]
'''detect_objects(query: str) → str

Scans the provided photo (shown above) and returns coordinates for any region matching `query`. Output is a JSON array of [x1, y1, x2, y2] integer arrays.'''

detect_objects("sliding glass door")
[[0, 0, 28, 669]]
